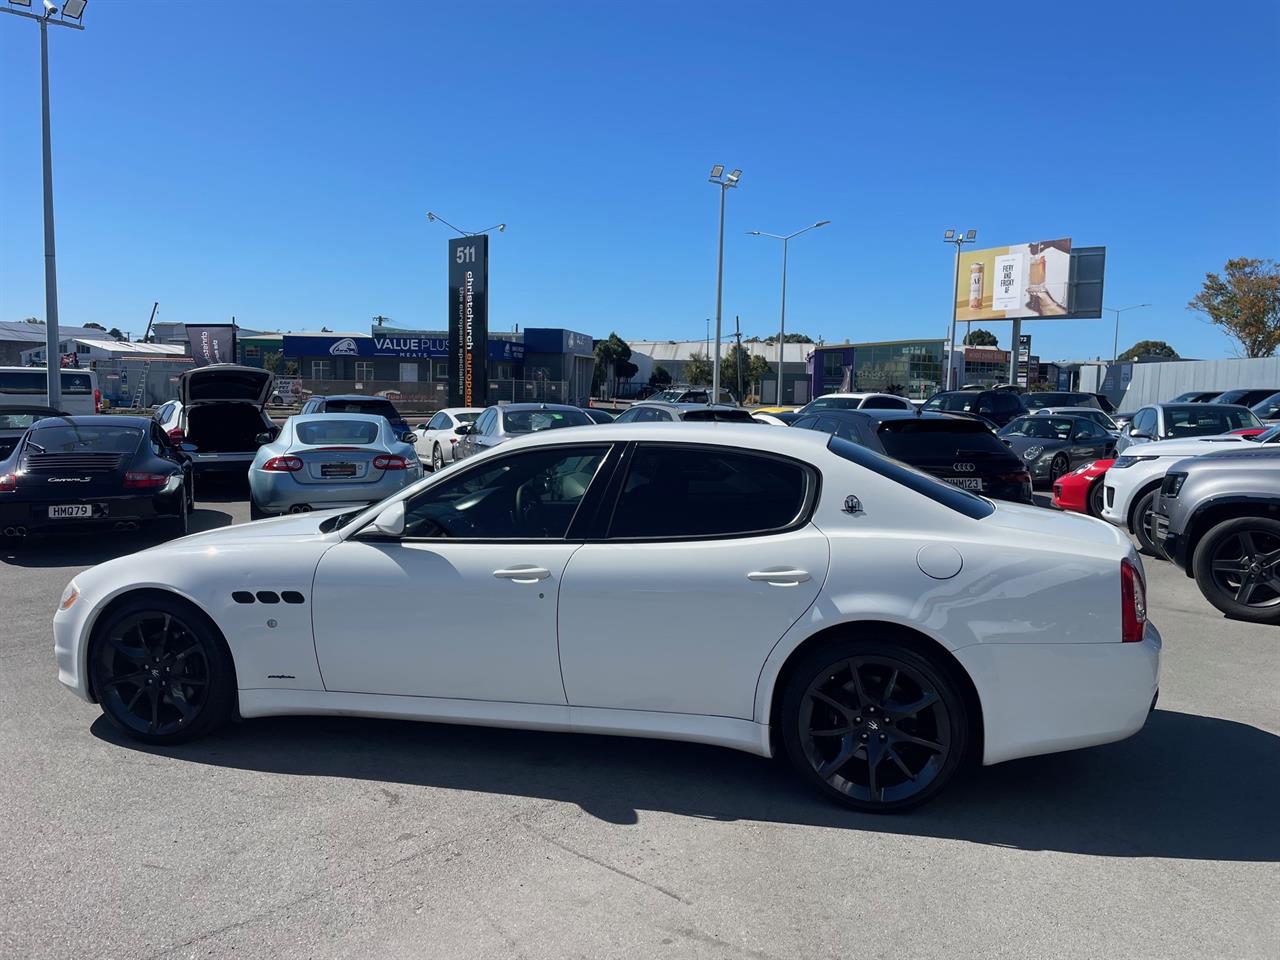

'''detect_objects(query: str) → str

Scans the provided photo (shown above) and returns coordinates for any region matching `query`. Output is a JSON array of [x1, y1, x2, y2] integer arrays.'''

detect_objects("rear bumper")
[[249, 468, 419, 512], [0, 490, 183, 533], [953, 621, 1162, 766]]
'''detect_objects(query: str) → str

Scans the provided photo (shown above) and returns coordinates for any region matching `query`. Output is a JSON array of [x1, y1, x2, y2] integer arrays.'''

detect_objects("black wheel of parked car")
[[250, 500, 271, 521], [167, 493, 190, 538], [432, 443, 445, 472], [1130, 489, 1163, 557], [1088, 478, 1106, 518], [1049, 453, 1070, 483], [1192, 517, 1280, 625], [780, 638, 969, 812], [89, 594, 235, 744]]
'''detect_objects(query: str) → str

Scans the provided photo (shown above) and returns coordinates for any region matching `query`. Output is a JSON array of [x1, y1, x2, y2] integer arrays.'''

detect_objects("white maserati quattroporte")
[[54, 423, 1160, 811]]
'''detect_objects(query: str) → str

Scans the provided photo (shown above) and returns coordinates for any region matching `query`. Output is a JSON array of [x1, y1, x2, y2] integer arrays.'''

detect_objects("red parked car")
[[1052, 459, 1114, 518]]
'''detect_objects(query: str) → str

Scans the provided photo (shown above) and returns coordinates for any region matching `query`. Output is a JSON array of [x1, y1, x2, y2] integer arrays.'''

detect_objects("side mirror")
[[362, 500, 405, 539], [400, 431, 419, 444], [255, 431, 275, 445], [180, 442, 198, 453], [1130, 430, 1152, 440], [455, 424, 472, 436]]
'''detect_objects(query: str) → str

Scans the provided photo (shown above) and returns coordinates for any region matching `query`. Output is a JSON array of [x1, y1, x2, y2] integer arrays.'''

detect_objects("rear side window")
[[876, 419, 1007, 458], [0, 370, 47, 395], [827, 436, 994, 520], [60, 373, 92, 395], [609, 445, 812, 539]]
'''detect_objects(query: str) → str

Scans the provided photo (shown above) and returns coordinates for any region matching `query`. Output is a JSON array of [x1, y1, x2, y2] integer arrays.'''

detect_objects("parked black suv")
[[791, 409, 1033, 503], [920, 389, 1027, 428]]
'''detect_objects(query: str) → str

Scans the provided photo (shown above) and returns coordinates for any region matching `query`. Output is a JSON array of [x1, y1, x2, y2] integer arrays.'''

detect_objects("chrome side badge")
[[843, 495, 863, 515]]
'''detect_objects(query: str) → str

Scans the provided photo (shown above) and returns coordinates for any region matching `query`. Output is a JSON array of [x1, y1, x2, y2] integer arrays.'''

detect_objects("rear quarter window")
[[827, 435, 994, 519]]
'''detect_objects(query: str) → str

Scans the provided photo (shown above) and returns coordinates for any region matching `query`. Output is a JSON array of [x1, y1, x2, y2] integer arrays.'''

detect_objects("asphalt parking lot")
[[2, 484, 1277, 960]]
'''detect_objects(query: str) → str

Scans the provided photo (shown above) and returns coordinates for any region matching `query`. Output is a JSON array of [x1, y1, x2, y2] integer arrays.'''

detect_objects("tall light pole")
[[426, 211, 507, 237], [708, 165, 741, 404], [2, 0, 88, 409], [1106, 303, 1152, 364], [748, 220, 830, 404], [942, 229, 978, 391]]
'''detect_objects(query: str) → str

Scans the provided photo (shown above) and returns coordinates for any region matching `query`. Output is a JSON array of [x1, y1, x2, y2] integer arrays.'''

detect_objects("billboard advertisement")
[[955, 239, 1072, 322], [448, 235, 489, 407], [186, 323, 238, 367]]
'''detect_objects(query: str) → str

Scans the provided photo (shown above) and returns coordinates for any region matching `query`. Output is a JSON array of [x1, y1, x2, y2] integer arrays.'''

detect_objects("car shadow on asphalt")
[[92, 707, 1277, 862], [0, 508, 233, 568]]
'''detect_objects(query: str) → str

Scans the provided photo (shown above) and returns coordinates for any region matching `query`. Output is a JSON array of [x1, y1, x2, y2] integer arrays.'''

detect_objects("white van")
[[0, 367, 99, 416]]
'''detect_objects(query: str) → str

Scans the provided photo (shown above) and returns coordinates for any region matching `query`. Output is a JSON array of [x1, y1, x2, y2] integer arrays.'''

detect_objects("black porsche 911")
[[0, 415, 193, 540]]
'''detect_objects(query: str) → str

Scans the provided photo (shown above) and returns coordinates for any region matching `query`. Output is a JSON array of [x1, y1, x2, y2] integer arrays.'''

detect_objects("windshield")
[[800, 397, 864, 412], [324, 399, 402, 421], [1000, 417, 1076, 440], [295, 420, 381, 445], [827, 435, 994, 519], [27, 424, 142, 453], [876, 419, 1008, 459], [503, 409, 591, 432], [1022, 392, 1099, 410]]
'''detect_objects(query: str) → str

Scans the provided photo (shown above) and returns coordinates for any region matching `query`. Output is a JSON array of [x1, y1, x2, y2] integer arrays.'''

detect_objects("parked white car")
[[55, 423, 1158, 812], [415, 407, 482, 471], [797, 392, 915, 414], [1101, 429, 1280, 553]]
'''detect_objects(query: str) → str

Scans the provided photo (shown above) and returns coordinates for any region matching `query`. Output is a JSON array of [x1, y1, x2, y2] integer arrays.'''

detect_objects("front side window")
[[608, 445, 811, 539], [476, 410, 497, 435], [401, 445, 608, 539], [1162, 404, 1261, 438], [1132, 408, 1157, 435]]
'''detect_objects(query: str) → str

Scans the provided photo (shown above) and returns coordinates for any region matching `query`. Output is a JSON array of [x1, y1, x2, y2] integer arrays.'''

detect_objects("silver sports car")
[[248, 413, 422, 518]]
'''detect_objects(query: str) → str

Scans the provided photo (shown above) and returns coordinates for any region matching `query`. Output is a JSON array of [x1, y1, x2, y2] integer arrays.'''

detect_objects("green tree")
[[107, 327, 125, 341], [763, 332, 813, 344], [648, 363, 672, 386], [963, 328, 998, 347], [262, 350, 284, 373], [719, 343, 756, 397], [83, 322, 106, 331], [684, 352, 712, 386], [593, 332, 635, 397], [1188, 257, 1280, 357], [1118, 339, 1179, 361], [746, 353, 772, 397]]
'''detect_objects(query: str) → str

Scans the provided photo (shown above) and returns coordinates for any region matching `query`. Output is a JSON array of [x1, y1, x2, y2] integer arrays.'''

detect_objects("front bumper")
[[1153, 511, 1191, 571], [953, 621, 1162, 766]]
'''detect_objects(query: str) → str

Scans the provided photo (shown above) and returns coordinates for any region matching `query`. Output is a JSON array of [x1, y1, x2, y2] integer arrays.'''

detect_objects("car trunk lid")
[[180, 364, 273, 408]]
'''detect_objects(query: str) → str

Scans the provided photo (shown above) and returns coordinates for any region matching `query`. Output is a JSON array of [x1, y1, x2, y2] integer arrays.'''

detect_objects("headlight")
[[59, 581, 79, 611], [1022, 445, 1044, 461], [1112, 455, 1159, 468], [1162, 472, 1187, 497]]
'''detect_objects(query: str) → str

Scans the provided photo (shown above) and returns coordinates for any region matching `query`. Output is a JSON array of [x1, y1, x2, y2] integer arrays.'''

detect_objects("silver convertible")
[[248, 413, 422, 518]]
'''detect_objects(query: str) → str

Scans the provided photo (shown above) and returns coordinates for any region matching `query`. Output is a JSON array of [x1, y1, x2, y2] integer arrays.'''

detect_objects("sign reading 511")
[[447, 235, 489, 408]]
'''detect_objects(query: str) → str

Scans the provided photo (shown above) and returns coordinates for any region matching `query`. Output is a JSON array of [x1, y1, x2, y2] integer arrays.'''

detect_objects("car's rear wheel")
[[1088, 478, 1106, 518], [1192, 517, 1280, 624], [1049, 453, 1070, 483], [250, 500, 271, 521], [1130, 489, 1163, 557], [167, 491, 190, 538], [89, 595, 235, 744], [431, 443, 444, 472], [780, 638, 969, 812]]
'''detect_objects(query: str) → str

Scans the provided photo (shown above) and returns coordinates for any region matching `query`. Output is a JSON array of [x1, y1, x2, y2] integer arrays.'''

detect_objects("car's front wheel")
[[1130, 489, 1163, 557], [780, 638, 970, 812], [1192, 516, 1280, 624], [1049, 453, 1070, 483], [1088, 478, 1106, 518], [89, 594, 235, 744], [431, 443, 444, 472]]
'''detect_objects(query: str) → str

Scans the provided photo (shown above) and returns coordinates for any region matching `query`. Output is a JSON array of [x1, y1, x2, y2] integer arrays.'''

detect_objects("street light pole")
[[1107, 303, 1152, 364], [708, 166, 741, 404], [2, 1, 87, 409], [942, 229, 978, 391], [747, 220, 830, 404]]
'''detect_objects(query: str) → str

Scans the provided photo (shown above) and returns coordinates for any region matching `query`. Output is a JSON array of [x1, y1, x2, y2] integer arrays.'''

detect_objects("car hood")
[[1003, 435, 1069, 454], [157, 508, 350, 550], [986, 498, 1131, 557], [1125, 435, 1249, 458]]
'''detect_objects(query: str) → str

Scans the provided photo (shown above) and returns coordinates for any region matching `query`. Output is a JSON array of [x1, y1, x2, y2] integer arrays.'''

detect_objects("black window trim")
[[598, 440, 821, 543]]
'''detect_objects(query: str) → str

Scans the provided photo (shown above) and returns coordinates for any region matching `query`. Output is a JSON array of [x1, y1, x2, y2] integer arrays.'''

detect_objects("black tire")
[[431, 444, 444, 472], [779, 637, 970, 812], [1129, 488, 1163, 557], [1087, 478, 1106, 518], [1048, 453, 1070, 484], [88, 594, 235, 744], [250, 500, 271, 521], [166, 492, 190, 538], [1192, 516, 1280, 624]]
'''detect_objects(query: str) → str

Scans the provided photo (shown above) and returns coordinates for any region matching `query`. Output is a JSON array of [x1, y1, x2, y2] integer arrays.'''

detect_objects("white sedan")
[[415, 407, 482, 471], [54, 423, 1159, 812]]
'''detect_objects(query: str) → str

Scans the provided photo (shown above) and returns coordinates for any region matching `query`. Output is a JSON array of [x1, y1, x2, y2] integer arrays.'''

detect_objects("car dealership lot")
[[1, 490, 1277, 960]]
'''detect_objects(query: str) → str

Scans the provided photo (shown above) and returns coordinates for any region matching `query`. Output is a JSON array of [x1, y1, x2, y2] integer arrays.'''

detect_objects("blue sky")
[[1, 0, 1277, 362]]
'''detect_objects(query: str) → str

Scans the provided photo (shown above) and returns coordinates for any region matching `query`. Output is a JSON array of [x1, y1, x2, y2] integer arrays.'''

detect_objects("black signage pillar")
[[448, 235, 489, 407]]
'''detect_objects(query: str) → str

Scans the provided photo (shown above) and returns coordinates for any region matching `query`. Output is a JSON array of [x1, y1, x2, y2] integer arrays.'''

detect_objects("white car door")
[[557, 442, 830, 719], [311, 442, 614, 703]]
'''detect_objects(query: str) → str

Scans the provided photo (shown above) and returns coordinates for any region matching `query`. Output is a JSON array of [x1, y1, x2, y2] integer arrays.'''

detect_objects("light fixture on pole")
[[747, 220, 830, 404], [426, 211, 506, 236], [1, 0, 87, 408], [708, 165, 742, 404], [1106, 303, 1152, 364], [942, 228, 978, 391]]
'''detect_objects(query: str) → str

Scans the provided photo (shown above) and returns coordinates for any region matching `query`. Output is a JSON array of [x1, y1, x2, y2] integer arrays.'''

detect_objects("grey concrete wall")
[[1119, 357, 1280, 409]]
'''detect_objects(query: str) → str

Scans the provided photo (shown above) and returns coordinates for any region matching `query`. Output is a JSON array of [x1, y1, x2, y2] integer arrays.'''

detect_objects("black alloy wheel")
[[1130, 489, 1163, 557], [1088, 478, 1106, 518], [432, 443, 445, 472], [781, 639, 968, 812], [1193, 517, 1280, 624], [1049, 453, 1070, 483], [90, 596, 234, 744]]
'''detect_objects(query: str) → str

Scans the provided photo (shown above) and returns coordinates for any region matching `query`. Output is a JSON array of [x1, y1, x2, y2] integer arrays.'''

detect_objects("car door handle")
[[493, 566, 551, 583], [746, 568, 811, 586]]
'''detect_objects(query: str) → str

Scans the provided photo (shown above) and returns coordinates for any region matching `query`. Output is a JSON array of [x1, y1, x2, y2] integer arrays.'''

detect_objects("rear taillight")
[[0, 473, 16, 493], [373, 454, 408, 471], [166, 428, 186, 444], [262, 455, 304, 472], [1121, 558, 1147, 642], [93, 388, 101, 413], [124, 471, 168, 490]]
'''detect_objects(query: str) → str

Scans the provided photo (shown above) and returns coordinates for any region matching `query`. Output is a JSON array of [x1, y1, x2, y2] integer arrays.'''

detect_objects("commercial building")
[[806, 339, 946, 400], [626, 339, 812, 403], [19, 337, 193, 408], [0, 321, 105, 366]]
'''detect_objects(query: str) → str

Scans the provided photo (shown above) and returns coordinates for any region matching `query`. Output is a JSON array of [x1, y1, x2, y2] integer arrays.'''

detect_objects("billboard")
[[448, 235, 489, 407], [955, 238, 1073, 322], [186, 323, 238, 367]]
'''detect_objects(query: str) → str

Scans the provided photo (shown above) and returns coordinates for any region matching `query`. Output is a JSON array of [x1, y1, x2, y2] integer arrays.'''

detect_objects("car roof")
[[497, 403, 585, 413], [809, 392, 897, 400], [465, 420, 833, 455], [794, 408, 981, 425], [318, 394, 398, 403], [438, 407, 483, 415], [1033, 406, 1108, 414], [1153, 402, 1252, 412]]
